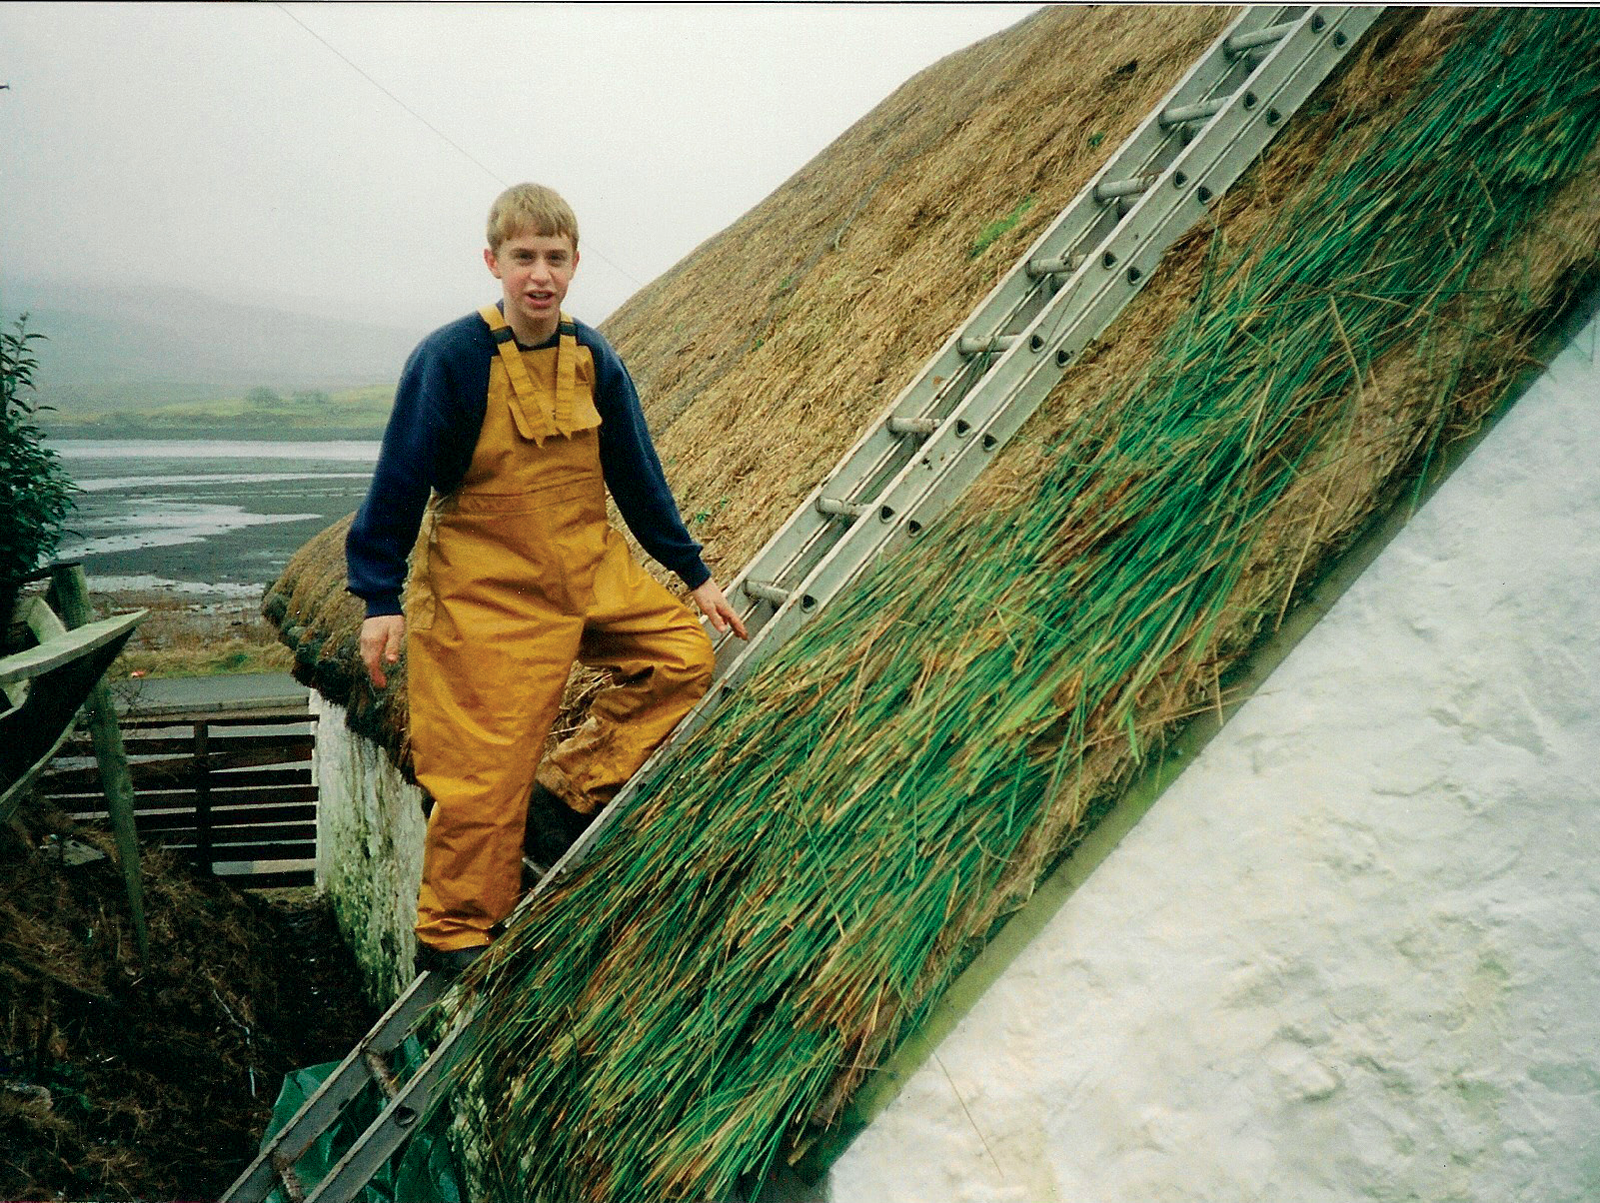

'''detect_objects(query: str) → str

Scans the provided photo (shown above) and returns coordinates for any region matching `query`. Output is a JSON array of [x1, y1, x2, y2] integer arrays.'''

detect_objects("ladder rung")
[[301, 1019, 465, 1203], [271, 1154, 307, 1203], [957, 333, 1019, 356], [363, 1050, 400, 1101], [1094, 174, 1155, 202], [1160, 96, 1228, 127], [887, 416, 940, 436], [1226, 20, 1296, 55], [816, 496, 868, 521], [690, 4, 1380, 723], [742, 578, 791, 605], [220, 970, 448, 1203], [1025, 252, 1085, 279]]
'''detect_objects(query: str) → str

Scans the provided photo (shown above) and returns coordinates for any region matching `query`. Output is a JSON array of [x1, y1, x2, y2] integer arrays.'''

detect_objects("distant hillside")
[[37, 381, 395, 439], [1, 276, 415, 413]]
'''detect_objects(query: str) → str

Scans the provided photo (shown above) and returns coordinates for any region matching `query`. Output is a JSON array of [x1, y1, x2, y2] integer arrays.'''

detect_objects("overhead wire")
[[271, 3, 643, 290]]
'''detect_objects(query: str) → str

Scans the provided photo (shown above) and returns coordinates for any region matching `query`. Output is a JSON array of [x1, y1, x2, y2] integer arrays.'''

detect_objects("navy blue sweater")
[[346, 310, 708, 617]]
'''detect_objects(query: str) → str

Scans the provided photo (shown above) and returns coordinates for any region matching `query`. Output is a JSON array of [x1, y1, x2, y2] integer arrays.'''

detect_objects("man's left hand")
[[689, 579, 749, 640]]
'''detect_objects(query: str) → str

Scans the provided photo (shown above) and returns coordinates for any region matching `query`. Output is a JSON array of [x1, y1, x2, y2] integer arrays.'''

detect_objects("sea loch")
[[48, 439, 380, 598]]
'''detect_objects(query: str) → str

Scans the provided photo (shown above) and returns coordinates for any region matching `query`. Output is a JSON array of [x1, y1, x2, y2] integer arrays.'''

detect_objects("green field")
[[41, 382, 396, 438]]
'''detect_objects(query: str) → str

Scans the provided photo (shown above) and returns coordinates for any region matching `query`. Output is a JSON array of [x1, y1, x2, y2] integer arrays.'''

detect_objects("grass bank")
[[90, 587, 293, 679], [41, 381, 394, 439]]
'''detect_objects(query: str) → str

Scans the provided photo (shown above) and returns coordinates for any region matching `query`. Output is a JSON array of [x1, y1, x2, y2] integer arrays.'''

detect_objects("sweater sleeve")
[[586, 328, 711, 589], [345, 321, 487, 616]]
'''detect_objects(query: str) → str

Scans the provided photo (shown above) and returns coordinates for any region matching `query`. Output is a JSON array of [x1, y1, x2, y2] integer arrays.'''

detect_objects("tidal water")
[[48, 439, 381, 597]]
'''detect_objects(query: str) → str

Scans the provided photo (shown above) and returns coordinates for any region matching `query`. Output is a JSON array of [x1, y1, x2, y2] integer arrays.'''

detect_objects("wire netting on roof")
[[451, 10, 1600, 1200]]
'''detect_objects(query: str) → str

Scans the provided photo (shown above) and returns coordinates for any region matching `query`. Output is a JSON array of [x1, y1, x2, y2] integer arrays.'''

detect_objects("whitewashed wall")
[[311, 695, 428, 1006], [817, 313, 1600, 1203]]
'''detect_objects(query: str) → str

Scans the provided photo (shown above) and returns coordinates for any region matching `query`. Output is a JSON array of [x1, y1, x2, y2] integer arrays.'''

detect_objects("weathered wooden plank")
[[128, 805, 317, 832], [165, 839, 318, 862], [87, 733, 315, 757], [39, 743, 312, 790], [42, 762, 314, 794], [44, 565, 150, 961], [0, 607, 144, 687], [214, 867, 316, 888], [116, 711, 316, 731], [60, 784, 319, 813]]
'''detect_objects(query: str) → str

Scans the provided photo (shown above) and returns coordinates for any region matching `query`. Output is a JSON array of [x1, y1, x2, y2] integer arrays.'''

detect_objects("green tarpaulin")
[[260, 1038, 464, 1203]]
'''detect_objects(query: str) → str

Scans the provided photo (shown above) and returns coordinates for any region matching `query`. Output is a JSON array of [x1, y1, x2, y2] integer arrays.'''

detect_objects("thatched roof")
[[458, 7, 1600, 1199], [265, 4, 1241, 760], [266, 3, 1597, 766], [267, 6, 1600, 1194]]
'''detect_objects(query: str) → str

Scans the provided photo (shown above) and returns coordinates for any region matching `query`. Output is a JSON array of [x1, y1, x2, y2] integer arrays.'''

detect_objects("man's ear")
[[484, 247, 501, 278]]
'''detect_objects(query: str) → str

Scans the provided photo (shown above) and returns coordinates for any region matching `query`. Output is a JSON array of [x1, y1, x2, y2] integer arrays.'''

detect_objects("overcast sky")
[[2, 2, 1042, 332]]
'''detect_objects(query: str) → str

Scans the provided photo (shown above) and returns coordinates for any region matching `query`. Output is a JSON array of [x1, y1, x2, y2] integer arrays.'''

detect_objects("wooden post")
[[45, 563, 150, 962], [194, 720, 213, 874]]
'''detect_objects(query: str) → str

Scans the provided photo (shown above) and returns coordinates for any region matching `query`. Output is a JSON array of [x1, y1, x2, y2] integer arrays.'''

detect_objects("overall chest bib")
[[408, 306, 604, 631]]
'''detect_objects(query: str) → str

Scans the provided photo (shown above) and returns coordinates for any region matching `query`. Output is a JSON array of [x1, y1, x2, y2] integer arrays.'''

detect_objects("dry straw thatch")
[[261, 6, 1600, 1199], [265, 5, 1239, 761], [445, 8, 1600, 1200]]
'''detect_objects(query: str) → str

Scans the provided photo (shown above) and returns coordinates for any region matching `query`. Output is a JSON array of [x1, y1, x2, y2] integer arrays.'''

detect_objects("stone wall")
[[311, 694, 427, 1007]]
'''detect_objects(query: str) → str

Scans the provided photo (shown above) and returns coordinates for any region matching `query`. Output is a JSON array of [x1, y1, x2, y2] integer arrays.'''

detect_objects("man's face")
[[484, 231, 579, 342]]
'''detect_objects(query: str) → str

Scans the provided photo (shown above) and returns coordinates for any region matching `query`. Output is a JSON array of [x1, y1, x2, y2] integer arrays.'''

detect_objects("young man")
[[346, 183, 746, 974]]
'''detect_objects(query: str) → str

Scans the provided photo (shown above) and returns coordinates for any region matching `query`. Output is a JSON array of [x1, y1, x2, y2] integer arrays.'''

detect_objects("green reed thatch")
[[455, 10, 1600, 1200]]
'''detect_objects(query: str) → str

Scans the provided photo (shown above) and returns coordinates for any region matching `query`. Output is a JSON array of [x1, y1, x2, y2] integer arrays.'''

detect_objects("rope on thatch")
[[452, 10, 1600, 1200]]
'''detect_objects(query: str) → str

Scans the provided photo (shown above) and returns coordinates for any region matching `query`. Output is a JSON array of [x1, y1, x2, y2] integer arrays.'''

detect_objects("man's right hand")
[[360, 614, 406, 688]]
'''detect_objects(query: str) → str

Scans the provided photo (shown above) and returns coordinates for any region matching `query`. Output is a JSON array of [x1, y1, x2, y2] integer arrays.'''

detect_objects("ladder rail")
[[303, 1019, 475, 1203], [454, 7, 1387, 1171], [712, 5, 1380, 698], [533, 5, 1384, 903], [221, 971, 447, 1202], [866, 5, 1386, 567], [714, 6, 1313, 647]]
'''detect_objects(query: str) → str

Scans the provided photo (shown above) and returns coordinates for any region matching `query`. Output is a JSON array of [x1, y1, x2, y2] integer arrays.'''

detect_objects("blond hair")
[[486, 183, 579, 252]]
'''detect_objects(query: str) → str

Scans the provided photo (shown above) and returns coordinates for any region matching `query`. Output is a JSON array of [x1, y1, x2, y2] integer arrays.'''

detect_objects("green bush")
[[1, 315, 77, 621]]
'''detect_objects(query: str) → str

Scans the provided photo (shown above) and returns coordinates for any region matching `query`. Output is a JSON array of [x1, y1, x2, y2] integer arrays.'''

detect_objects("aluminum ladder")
[[222, 7, 1382, 1199]]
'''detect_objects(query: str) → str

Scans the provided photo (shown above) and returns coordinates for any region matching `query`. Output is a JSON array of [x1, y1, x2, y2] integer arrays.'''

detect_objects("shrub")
[[1, 314, 77, 625]]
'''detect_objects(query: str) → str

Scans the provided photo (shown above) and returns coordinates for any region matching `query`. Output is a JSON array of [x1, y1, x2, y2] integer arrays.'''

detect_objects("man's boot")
[[523, 782, 594, 868]]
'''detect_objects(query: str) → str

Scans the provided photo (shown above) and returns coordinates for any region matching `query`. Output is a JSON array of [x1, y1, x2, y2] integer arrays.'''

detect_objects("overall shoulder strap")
[[478, 305, 549, 443], [552, 313, 582, 429]]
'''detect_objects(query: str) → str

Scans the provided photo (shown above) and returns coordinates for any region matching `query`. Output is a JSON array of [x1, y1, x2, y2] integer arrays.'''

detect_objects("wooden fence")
[[39, 708, 318, 888]]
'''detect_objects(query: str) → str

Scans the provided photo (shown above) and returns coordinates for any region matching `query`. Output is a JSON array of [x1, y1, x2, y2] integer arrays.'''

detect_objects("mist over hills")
[[2, 276, 419, 412]]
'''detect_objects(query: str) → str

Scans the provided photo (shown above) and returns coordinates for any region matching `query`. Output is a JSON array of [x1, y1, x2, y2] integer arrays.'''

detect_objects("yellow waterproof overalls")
[[405, 307, 714, 952]]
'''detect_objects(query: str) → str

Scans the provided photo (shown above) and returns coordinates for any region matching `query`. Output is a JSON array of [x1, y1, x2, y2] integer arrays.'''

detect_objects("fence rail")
[[39, 709, 319, 888]]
